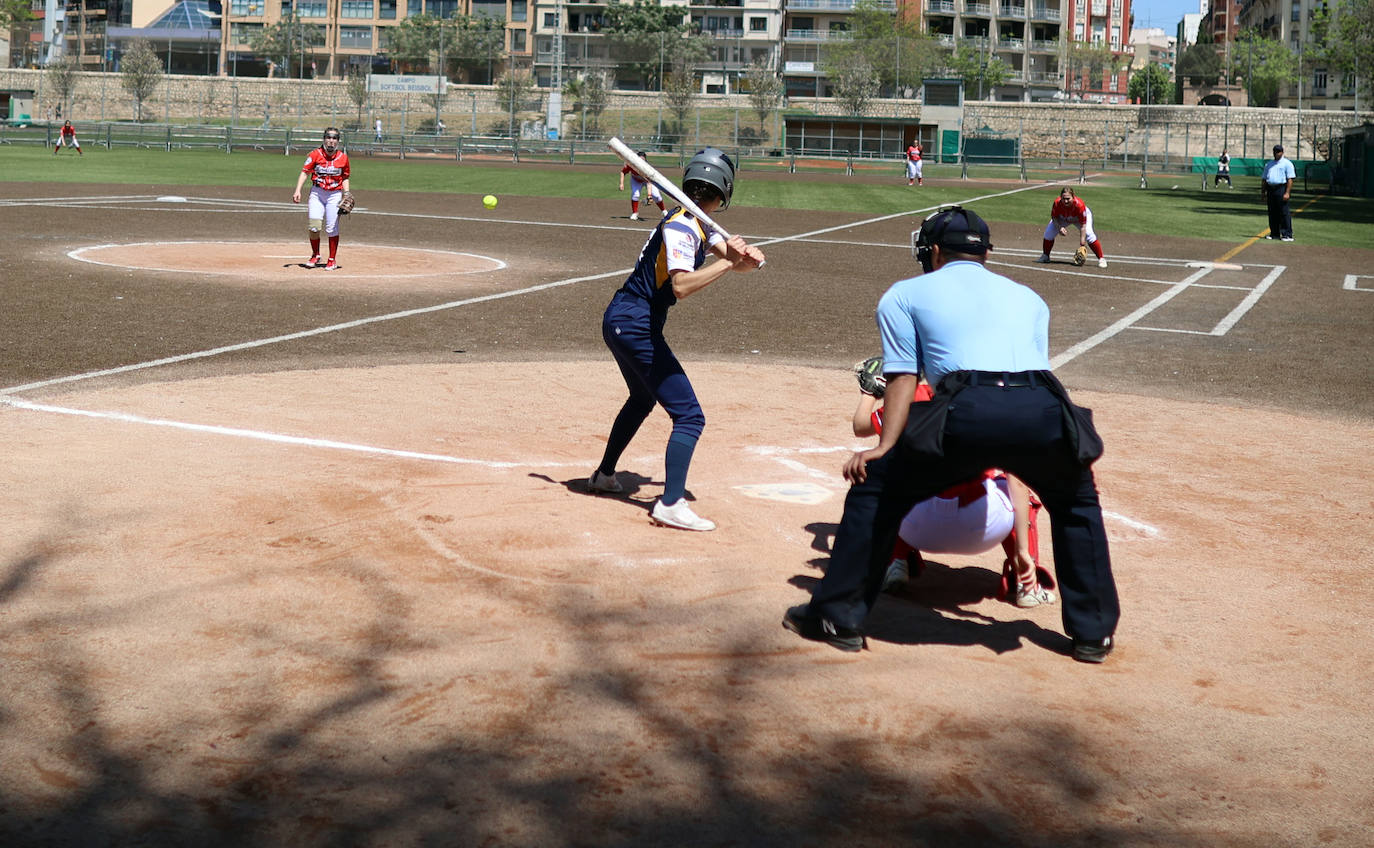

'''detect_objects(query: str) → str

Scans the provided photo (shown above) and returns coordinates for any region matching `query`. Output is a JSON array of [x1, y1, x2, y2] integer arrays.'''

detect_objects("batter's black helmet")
[[683, 147, 735, 210], [912, 205, 993, 273]]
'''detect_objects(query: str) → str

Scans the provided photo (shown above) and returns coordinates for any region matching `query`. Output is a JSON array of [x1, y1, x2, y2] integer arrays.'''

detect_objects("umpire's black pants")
[[809, 379, 1120, 642], [1265, 184, 1292, 239]]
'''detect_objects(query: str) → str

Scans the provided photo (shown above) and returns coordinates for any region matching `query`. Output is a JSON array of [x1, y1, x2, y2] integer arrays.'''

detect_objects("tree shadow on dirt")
[[0, 541, 1228, 847]]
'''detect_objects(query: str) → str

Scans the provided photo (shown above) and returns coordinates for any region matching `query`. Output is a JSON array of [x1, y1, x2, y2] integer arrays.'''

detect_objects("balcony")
[[787, 0, 895, 9], [784, 28, 853, 41], [998, 36, 1024, 48], [932, 32, 955, 45], [964, 1, 991, 14], [927, 0, 956, 11], [1031, 5, 1060, 21], [1029, 38, 1058, 50], [1026, 70, 1060, 82], [1000, 3, 1025, 15]]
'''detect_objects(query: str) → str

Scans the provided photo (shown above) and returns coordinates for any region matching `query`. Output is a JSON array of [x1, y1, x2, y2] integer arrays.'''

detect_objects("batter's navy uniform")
[[598, 209, 723, 498]]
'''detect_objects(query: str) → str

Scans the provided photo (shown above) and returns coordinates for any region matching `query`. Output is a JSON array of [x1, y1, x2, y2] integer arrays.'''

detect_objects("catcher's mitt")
[[854, 355, 886, 398], [1072, 245, 1088, 266], [339, 191, 356, 214]]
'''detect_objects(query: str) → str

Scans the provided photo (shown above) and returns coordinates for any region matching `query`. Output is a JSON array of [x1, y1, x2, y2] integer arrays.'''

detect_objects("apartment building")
[[1237, 0, 1359, 110], [920, 0, 1070, 101], [779, 0, 897, 98], [216, 0, 529, 79], [1129, 25, 1173, 74], [528, 0, 782, 93]]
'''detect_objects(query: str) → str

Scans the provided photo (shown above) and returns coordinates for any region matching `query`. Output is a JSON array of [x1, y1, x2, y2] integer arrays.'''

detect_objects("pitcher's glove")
[[1073, 245, 1088, 266], [855, 355, 886, 398], [339, 191, 356, 214]]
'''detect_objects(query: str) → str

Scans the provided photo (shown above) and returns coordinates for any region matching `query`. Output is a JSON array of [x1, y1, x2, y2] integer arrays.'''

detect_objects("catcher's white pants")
[[1045, 218, 1098, 245], [308, 185, 343, 236], [629, 177, 661, 203], [906, 159, 922, 180], [897, 476, 1014, 555]]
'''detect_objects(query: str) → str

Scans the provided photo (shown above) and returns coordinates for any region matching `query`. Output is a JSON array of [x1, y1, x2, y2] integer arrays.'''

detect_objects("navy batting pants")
[[809, 382, 1119, 642], [598, 293, 705, 502]]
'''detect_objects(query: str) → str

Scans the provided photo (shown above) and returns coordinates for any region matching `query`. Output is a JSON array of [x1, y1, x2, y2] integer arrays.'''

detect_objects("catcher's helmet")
[[683, 147, 736, 210], [912, 205, 993, 273]]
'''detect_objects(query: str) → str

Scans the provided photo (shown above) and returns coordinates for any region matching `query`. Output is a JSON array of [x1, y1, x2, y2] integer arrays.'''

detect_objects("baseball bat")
[[607, 139, 764, 271]]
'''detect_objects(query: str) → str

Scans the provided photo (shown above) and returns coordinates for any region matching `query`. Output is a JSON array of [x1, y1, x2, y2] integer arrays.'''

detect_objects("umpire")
[[784, 206, 1119, 663]]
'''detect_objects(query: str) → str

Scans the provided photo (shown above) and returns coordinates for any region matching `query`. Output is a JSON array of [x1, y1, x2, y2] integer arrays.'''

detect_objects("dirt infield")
[[2, 183, 1373, 846]]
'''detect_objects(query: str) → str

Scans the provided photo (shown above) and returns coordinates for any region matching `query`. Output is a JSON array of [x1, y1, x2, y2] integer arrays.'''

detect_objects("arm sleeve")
[[875, 289, 922, 378]]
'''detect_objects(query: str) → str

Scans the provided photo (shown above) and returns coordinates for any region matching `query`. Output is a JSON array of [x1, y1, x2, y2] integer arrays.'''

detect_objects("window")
[[230, 21, 262, 43], [230, 0, 260, 14], [297, 1, 327, 18], [340, 25, 372, 48], [341, 0, 373, 18], [511, 0, 526, 22], [379, 0, 395, 19], [510, 29, 526, 51], [750, 16, 766, 32], [1291, 1, 1300, 21], [1313, 68, 1327, 93], [407, 0, 421, 13], [543, 11, 556, 27]]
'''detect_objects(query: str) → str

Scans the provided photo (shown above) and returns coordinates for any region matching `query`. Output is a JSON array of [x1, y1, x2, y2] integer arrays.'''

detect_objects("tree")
[[345, 66, 368, 128], [828, 52, 879, 116], [1128, 62, 1174, 104], [494, 68, 534, 137], [1177, 40, 1223, 87], [448, 14, 505, 83], [602, 0, 706, 89], [660, 57, 697, 141], [743, 57, 782, 135], [943, 46, 1011, 99], [119, 39, 163, 122], [563, 71, 609, 136], [821, 0, 940, 97], [2, 0, 36, 66], [47, 56, 80, 117], [1311, 0, 1374, 103], [1066, 41, 1124, 93], [1229, 29, 1298, 107], [247, 16, 325, 79]]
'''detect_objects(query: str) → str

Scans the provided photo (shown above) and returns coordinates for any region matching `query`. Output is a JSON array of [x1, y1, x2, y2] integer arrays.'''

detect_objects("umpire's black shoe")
[[783, 604, 865, 652], [1072, 636, 1114, 663]]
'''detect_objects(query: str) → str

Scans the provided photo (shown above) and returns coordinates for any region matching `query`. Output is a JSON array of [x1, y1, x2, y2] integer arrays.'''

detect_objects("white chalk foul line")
[[0, 395, 580, 469], [0, 266, 627, 396], [1050, 265, 1214, 369]]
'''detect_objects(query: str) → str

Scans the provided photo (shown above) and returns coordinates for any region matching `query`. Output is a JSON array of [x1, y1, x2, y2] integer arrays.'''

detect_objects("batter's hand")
[[843, 446, 886, 485], [724, 236, 765, 270]]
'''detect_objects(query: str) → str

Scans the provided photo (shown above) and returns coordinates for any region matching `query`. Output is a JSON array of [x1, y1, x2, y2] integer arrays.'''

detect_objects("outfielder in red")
[[1038, 186, 1107, 268], [905, 141, 923, 186], [54, 120, 82, 155], [292, 127, 350, 270]]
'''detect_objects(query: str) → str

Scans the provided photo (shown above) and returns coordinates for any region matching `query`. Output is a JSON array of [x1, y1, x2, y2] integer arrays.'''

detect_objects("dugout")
[[1, 91, 34, 127], [783, 115, 935, 161], [1336, 123, 1374, 197]]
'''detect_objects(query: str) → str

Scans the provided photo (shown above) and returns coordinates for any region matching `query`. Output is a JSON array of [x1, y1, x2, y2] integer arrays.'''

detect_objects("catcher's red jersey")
[[302, 148, 350, 191], [1051, 195, 1087, 225]]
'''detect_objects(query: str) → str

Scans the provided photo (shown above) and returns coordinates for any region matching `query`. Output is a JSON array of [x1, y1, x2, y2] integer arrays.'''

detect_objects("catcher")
[[1036, 186, 1107, 268], [292, 127, 353, 271], [851, 356, 1056, 607]]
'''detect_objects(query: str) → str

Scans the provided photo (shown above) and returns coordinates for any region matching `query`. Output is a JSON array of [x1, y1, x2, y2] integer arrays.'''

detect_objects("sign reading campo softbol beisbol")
[[367, 74, 447, 95]]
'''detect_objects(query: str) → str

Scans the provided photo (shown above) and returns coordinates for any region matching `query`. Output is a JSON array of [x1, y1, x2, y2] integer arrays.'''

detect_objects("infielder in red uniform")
[[53, 120, 82, 155], [852, 383, 1055, 607], [292, 127, 350, 270], [905, 141, 923, 186], [619, 152, 666, 221], [1038, 187, 1107, 268]]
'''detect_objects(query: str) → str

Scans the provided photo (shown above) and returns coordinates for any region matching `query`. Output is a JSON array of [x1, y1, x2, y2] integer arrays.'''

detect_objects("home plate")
[[734, 482, 833, 505], [1187, 261, 1244, 271]]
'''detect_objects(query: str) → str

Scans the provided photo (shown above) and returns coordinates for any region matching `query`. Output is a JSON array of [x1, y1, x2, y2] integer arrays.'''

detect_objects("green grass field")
[[4, 146, 1371, 247]]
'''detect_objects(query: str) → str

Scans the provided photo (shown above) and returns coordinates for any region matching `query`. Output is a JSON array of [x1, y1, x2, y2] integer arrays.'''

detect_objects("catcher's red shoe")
[[324, 258, 338, 271]]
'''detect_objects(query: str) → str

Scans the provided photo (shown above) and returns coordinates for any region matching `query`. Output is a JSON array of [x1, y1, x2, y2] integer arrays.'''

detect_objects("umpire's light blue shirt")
[[1262, 156, 1296, 185], [876, 259, 1050, 386]]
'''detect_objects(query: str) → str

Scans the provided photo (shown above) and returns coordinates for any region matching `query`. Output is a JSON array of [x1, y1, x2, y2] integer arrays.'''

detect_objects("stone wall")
[[3, 67, 1368, 162]]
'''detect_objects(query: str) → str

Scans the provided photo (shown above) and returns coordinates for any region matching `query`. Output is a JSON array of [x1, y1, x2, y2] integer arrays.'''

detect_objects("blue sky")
[[1132, 0, 1207, 33]]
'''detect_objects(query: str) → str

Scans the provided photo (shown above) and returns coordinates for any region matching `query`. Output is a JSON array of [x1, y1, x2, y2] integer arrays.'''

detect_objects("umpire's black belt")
[[961, 370, 1043, 388]]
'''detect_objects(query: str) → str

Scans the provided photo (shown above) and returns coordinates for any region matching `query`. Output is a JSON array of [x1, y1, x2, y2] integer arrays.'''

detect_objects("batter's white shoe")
[[1035, 254, 1050, 263], [629, 213, 640, 221], [1097, 258, 1108, 268], [587, 470, 623, 494], [651, 498, 715, 532]]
